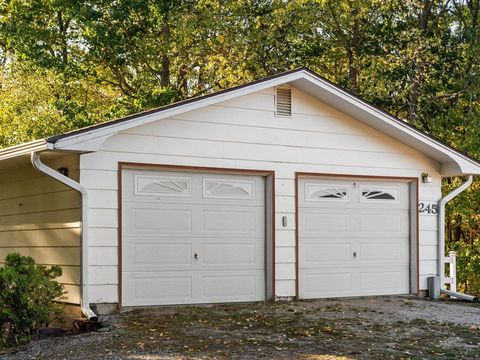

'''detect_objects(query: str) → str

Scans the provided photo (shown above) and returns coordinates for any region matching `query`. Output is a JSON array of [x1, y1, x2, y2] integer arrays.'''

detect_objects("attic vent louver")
[[276, 87, 292, 117]]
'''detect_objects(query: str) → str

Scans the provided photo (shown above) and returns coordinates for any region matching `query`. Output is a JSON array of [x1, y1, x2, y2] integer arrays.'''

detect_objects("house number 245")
[[418, 202, 438, 214]]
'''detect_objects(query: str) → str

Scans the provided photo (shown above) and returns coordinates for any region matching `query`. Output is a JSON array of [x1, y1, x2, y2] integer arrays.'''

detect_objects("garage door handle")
[[353, 251, 357, 258], [194, 252, 198, 260]]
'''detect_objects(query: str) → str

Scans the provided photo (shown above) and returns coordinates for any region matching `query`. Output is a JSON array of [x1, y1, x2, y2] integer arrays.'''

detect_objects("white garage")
[[121, 168, 268, 306], [298, 177, 412, 298], [2, 67, 480, 318]]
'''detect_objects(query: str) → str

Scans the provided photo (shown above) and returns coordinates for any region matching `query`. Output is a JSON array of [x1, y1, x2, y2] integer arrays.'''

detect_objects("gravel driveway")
[[2, 296, 480, 359]]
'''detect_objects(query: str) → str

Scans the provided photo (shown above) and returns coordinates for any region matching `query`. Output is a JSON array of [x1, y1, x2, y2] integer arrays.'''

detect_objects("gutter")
[[31, 152, 98, 321], [437, 175, 478, 301], [0, 139, 47, 161]]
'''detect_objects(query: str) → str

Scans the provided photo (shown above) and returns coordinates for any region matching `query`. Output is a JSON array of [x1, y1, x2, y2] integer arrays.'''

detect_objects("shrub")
[[0, 253, 65, 346]]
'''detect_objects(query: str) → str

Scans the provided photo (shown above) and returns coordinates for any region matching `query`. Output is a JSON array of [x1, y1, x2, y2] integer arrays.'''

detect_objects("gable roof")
[[1, 67, 479, 176]]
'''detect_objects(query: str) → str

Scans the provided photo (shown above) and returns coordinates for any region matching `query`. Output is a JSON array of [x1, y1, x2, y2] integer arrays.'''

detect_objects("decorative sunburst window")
[[311, 188, 347, 199], [361, 188, 396, 200], [135, 175, 191, 197], [203, 178, 255, 199], [305, 183, 349, 202]]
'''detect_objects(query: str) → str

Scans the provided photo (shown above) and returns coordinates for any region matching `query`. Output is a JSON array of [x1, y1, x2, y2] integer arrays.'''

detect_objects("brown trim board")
[[117, 164, 123, 309], [117, 162, 276, 308], [294, 172, 420, 299]]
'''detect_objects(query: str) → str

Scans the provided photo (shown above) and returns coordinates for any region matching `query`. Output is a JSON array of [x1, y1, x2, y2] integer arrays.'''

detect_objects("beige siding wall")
[[80, 86, 442, 303], [0, 154, 81, 304]]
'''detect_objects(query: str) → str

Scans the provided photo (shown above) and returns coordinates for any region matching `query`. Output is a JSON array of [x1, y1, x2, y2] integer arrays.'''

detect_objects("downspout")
[[31, 152, 98, 320], [438, 174, 478, 301]]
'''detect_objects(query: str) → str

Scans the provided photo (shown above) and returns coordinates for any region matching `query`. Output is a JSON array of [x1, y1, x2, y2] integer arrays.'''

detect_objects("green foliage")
[[0, 0, 479, 292], [0, 253, 65, 346], [445, 177, 480, 295]]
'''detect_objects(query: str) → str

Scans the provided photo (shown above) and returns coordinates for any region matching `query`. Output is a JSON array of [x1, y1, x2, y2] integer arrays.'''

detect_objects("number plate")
[[419, 201, 438, 215]]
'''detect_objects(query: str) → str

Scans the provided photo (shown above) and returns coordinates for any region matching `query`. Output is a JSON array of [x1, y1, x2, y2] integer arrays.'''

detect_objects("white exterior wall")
[[0, 155, 81, 304], [80, 86, 442, 303]]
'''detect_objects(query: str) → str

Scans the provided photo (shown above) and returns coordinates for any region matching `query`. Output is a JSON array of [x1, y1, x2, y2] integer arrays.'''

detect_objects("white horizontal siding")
[[0, 154, 81, 304], [89, 246, 117, 266], [419, 230, 438, 245], [81, 86, 442, 302], [275, 179, 295, 196], [101, 135, 437, 171], [275, 196, 295, 213], [276, 247, 296, 263], [419, 215, 438, 231], [276, 280, 296, 297], [89, 284, 117, 303], [276, 230, 296, 247], [88, 189, 118, 209], [89, 228, 118, 247], [89, 265, 117, 285], [276, 263, 296, 280], [124, 119, 423, 155], [81, 152, 440, 181]]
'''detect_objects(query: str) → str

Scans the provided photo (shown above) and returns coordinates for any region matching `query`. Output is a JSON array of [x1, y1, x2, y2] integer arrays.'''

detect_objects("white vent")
[[275, 87, 292, 117]]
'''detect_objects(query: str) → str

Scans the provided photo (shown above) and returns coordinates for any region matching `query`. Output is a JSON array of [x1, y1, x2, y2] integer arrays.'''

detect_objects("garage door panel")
[[300, 213, 351, 235], [133, 242, 192, 266], [299, 178, 410, 299], [124, 199, 265, 207], [123, 204, 264, 236], [123, 270, 264, 305], [132, 208, 193, 232], [358, 241, 409, 263], [300, 211, 409, 237], [124, 273, 193, 305], [124, 170, 264, 206], [201, 243, 262, 266], [300, 243, 352, 266], [123, 237, 264, 271], [357, 212, 408, 235], [122, 242, 193, 271], [201, 209, 261, 234], [200, 272, 264, 300], [122, 169, 266, 306], [356, 267, 409, 292], [301, 271, 352, 298]]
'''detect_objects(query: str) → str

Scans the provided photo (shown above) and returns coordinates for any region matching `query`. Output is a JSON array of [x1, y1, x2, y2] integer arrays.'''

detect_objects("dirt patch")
[[3, 296, 480, 359]]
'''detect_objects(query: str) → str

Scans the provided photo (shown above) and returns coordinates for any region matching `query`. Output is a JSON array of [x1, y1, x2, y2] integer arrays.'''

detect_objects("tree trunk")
[[407, 1, 433, 122], [160, 24, 171, 88], [160, 55, 170, 88], [348, 9, 360, 94]]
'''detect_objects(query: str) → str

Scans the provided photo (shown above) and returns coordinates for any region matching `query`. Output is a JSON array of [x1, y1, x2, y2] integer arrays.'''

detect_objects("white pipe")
[[438, 175, 473, 291], [31, 152, 97, 321], [441, 289, 478, 302]]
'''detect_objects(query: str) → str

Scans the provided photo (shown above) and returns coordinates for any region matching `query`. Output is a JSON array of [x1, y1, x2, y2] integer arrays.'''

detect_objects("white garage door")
[[122, 169, 266, 306], [299, 178, 410, 298]]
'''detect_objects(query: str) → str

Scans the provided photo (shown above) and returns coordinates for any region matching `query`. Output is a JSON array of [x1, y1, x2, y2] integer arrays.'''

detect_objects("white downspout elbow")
[[31, 152, 97, 321], [438, 175, 473, 291]]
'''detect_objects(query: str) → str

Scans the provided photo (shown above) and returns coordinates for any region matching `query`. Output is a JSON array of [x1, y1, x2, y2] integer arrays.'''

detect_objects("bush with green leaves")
[[0, 253, 65, 346]]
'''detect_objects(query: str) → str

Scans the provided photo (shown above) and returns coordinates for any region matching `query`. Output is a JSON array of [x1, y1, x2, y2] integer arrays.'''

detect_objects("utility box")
[[428, 276, 441, 300]]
